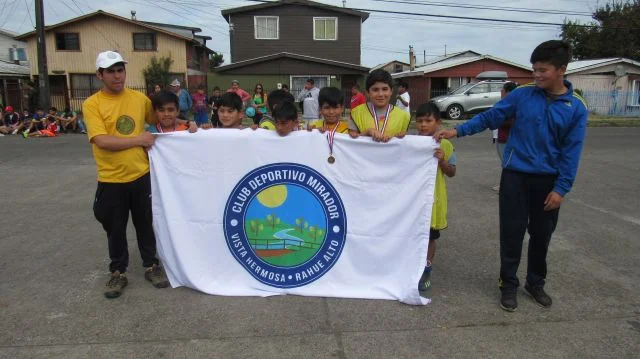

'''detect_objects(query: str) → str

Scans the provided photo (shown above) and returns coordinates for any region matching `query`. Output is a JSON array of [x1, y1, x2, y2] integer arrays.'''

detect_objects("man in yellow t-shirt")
[[348, 69, 411, 141], [83, 51, 169, 299]]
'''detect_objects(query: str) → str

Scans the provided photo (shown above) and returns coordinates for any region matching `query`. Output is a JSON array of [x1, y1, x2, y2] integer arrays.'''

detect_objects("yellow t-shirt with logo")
[[83, 88, 155, 183], [350, 103, 410, 137], [308, 119, 350, 134], [431, 139, 455, 230]]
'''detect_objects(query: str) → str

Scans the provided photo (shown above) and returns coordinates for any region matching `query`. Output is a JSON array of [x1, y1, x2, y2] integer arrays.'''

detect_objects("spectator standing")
[[208, 86, 223, 127], [296, 78, 320, 123], [350, 83, 366, 109], [226, 80, 251, 103], [169, 79, 192, 120], [251, 83, 268, 125], [192, 85, 209, 127], [395, 81, 411, 114]]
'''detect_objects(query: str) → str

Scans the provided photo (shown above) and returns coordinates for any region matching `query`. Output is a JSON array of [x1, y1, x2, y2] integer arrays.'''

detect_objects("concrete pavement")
[[0, 128, 639, 358]]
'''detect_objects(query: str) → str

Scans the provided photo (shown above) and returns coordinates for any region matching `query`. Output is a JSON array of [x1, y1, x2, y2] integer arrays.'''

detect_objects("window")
[[314, 17, 337, 40], [133, 33, 157, 51], [630, 80, 640, 107], [448, 77, 469, 90], [468, 83, 490, 94], [254, 16, 279, 39], [55, 33, 80, 51], [8, 47, 27, 61], [70, 74, 102, 98], [393, 63, 404, 73], [489, 83, 505, 92]]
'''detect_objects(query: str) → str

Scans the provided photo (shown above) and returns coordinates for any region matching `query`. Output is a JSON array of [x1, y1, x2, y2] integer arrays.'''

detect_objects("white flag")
[[149, 129, 438, 305]]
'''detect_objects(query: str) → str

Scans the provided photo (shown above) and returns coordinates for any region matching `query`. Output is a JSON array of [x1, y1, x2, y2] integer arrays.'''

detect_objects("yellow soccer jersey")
[[350, 103, 410, 137], [308, 119, 350, 134], [431, 139, 455, 230], [83, 88, 156, 183]]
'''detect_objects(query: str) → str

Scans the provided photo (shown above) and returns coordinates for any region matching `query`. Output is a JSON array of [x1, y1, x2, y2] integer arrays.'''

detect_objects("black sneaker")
[[418, 268, 431, 292], [104, 271, 128, 299], [524, 283, 552, 308], [500, 291, 517, 312], [145, 264, 170, 288]]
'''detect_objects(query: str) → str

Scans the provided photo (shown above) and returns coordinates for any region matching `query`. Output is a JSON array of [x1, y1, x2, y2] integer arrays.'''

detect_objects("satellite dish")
[[614, 65, 627, 77]]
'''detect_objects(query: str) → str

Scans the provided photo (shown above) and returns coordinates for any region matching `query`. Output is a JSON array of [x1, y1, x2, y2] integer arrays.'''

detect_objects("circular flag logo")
[[115, 115, 135, 135], [223, 163, 347, 288]]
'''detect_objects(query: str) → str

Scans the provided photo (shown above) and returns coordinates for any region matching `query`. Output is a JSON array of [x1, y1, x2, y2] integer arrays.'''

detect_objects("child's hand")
[[348, 130, 359, 139], [188, 122, 198, 133], [307, 125, 316, 132], [395, 131, 407, 139], [434, 148, 445, 162], [200, 123, 213, 130], [250, 124, 259, 130], [367, 128, 389, 142]]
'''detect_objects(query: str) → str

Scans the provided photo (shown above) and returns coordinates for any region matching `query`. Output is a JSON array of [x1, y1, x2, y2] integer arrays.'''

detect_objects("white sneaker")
[[12, 129, 19, 135]]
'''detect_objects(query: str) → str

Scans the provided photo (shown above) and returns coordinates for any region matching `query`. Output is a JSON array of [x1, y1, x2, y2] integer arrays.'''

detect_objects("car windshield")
[[449, 83, 475, 95]]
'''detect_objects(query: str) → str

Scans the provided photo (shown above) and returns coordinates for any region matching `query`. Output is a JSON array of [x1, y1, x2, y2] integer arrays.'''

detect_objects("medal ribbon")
[[326, 120, 340, 156], [156, 123, 176, 133], [367, 103, 392, 135]]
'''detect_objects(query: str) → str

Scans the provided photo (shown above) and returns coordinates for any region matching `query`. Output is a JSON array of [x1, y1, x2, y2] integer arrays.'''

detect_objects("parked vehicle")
[[430, 71, 510, 120]]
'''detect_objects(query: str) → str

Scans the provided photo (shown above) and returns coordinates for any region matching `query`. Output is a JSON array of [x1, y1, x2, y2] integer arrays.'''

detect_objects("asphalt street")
[[0, 127, 639, 358]]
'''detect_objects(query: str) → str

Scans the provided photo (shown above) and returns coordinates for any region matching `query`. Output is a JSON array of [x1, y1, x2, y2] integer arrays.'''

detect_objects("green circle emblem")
[[116, 115, 135, 135]]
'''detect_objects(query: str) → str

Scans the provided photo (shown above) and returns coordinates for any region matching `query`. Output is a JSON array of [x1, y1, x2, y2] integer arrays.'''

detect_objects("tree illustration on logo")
[[296, 217, 307, 233], [266, 214, 280, 229], [250, 220, 264, 236], [308, 226, 324, 243]]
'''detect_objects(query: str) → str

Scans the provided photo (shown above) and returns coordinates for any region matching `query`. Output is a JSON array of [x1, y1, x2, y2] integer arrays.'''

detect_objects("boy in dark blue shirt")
[[437, 40, 588, 312]]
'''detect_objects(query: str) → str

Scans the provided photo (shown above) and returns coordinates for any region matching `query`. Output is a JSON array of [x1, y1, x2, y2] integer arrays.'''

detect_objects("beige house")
[[566, 58, 640, 116], [15, 10, 213, 110]]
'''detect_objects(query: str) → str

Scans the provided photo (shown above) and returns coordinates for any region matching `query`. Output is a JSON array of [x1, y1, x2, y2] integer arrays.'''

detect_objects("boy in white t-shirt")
[[396, 81, 411, 114]]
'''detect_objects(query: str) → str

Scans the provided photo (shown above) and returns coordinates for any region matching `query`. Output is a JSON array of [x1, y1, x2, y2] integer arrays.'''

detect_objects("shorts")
[[429, 229, 441, 240]]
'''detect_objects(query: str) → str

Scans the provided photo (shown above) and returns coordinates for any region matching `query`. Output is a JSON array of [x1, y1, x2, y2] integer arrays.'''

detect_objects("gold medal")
[[328, 155, 335, 164]]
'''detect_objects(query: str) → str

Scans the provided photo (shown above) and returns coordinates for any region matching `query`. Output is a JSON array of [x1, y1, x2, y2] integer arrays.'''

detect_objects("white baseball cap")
[[170, 78, 181, 87], [95, 51, 128, 70]]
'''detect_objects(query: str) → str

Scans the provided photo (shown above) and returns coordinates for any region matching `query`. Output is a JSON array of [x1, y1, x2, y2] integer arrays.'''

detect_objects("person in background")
[[169, 79, 192, 120], [395, 81, 411, 114], [350, 83, 366, 109], [208, 86, 223, 128], [192, 85, 209, 127], [296, 78, 320, 124], [251, 83, 268, 125], [226, 80, 251, 103]]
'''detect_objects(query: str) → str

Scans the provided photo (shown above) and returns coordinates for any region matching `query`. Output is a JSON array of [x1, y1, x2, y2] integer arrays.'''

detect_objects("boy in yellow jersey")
[[415, 102, 456, 292], [82, 51, 169, 299], [308, 87, 350, 134], [348, 69, 410, 142], [253, 89, 295, 131]]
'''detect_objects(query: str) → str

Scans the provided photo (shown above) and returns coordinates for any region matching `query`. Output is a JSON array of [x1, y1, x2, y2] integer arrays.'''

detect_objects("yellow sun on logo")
[[256, 185, 288, 208]]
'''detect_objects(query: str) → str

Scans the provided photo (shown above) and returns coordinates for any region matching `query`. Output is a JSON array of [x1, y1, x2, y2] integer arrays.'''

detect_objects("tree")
[[308, 226, 315, 239], [142, 55, 174, 89], [266, 214, 280, 229], [296, 218, 306, 232], [209, 51, 224, 70], [561, 1, 640, 61]]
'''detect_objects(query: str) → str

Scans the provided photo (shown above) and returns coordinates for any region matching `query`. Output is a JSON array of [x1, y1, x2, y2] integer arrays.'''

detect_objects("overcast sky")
[[1, 0, 602, 68]]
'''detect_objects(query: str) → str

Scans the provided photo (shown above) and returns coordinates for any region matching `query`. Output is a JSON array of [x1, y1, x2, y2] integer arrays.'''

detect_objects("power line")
[[24, 0, 35, 28], [370, 0, 593, 16]]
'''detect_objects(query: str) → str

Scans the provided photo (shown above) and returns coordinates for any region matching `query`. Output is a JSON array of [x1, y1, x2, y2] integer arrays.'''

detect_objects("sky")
[[0, 0, 603, 68]]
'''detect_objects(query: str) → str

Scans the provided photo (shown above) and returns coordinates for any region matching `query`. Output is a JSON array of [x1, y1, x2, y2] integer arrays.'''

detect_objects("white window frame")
[[630, 79, 640, 107], [313, 17, 338, 41], [254, 16, 279, 40]]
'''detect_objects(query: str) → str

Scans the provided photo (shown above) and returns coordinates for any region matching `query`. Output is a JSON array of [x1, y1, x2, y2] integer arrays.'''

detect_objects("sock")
[[424, 261, 432, 274]]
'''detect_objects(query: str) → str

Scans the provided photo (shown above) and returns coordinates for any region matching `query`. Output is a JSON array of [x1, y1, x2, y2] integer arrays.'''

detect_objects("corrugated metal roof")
[[0, 60, 29, 76], [566, 58, 640, 74]]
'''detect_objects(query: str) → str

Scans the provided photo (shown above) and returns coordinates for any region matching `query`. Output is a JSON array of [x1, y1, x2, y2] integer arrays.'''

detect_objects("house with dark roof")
[[566, 58, 640, 116], [214, 0, 369, 99], [15, 10, 214, 110]]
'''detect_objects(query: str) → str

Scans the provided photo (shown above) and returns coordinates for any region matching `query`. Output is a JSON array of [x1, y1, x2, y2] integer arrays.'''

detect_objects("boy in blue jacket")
[[437, 40, 588, 312]]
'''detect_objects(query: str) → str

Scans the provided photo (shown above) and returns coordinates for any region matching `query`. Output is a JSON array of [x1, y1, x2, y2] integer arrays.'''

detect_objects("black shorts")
[[429, 229, 441, 240]]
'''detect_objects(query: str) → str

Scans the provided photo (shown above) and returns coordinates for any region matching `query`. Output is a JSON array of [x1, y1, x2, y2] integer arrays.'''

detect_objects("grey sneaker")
[[104, 271, 128, 299], [500, 290, 517, 312], [145, 264, 169, 288], [524, 283, 552, 308]]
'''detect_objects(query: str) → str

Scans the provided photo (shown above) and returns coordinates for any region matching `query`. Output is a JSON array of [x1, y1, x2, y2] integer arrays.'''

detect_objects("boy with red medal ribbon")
[[308, 87, 351, 163], [348, 69, 410, 141], [147, 90, 197, 134]]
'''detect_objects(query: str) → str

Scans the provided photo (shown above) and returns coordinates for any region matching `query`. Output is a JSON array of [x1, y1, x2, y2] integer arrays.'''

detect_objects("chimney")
[[409, 46, 416, 71], [131, 10, 137, 20]]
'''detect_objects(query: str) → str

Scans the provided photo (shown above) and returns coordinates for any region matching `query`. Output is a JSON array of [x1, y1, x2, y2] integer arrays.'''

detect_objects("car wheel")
[[447, 104, 463, 120]]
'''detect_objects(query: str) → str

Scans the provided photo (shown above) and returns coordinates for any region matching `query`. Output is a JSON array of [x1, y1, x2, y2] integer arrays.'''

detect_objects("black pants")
[[499, 169, 559, 291], [93, 173, 159, 273]]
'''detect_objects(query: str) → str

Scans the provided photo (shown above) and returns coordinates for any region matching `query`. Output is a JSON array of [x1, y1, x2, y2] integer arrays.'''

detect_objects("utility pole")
[[423, 50, 426, 64], [444, 44, 447, 56], [35, 0, 50, 108]]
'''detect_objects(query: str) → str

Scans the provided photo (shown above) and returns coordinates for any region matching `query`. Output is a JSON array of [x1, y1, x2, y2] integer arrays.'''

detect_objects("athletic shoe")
[[21, 131, 28, 138], [500, 290, 517, 312], [104, 271, 128, 299], [12, 129, 19, 135], [418, 267, 431, 292], [145, 264, 170, 288], [524, 283, 552, 308]]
